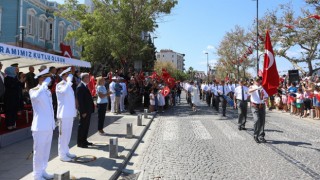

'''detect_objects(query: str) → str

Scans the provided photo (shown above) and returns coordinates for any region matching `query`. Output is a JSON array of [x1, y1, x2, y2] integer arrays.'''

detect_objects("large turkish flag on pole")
[[262, 30, 279, 96]]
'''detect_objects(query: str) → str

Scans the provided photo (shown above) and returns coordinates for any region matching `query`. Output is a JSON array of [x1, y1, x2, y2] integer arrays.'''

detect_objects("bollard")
[[54, 170, 70, 180], [144, 109, 148, 118], [126, 123, 133, 138], [310, 109, 316, 119], [137, 114, 142, 126], [109, 137, 118, 158]]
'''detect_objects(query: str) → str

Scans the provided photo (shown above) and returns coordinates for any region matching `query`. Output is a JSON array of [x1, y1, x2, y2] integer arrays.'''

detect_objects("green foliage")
[[58, 0, 177, 71]]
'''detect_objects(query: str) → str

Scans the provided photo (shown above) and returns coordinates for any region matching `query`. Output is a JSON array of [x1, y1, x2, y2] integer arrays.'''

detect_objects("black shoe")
[[238, 127, 242, 131], [77, 144, 88, 148], [223, 114, 226, 117], [254, 136, 260, 143], [259, 137, 267, 143], [241, 127, 247, 130], [86, 142, 93, 146]]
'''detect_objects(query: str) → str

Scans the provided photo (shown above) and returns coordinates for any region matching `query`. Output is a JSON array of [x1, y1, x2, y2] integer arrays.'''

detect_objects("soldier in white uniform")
[[29, 68, 56, 180], [56, 67, 77, 162]]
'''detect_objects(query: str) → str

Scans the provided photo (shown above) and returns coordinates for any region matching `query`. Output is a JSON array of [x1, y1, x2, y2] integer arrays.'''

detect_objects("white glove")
[[42, 77, 52, 86], [66, 74, 73, 82]]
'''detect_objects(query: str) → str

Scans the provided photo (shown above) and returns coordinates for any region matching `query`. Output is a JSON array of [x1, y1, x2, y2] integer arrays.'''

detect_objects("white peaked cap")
[[59, 67, 72, 77], [35, 68, 50, 79]]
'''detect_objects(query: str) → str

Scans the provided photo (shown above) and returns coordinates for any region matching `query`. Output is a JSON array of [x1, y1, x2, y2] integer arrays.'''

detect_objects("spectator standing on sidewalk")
[[96, 76, 109, 135], [128, 77, 138, 114], [56, 67, 77, 162], [249, 77, 269, 143], [29, 68, 56, 180], [114, 78, 122, 114], [4, 67, 20, 130], [25, 66, 37, 90]]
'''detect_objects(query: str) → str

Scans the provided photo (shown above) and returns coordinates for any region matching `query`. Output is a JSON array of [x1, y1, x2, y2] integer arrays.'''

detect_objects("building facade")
[[0, 0, 81, 57], [156, 49, 185, 71]]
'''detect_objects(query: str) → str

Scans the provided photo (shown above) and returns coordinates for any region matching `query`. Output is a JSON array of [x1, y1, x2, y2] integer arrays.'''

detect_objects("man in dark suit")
[[76, 73, 95, 148]]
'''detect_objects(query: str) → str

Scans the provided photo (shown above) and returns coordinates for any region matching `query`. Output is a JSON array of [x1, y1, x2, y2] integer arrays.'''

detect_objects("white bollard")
[[137, 114, 142, 126], [109, 137, 118, 158], [144, 109, 148, 118], [54, 170, 70, 180], [126, 123, 133, 138]]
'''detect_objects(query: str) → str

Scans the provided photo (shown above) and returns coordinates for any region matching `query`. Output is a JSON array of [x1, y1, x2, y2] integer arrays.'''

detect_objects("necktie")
[[258, 89, 262, 100], [223, 86, 225, 95], [242, 86, 244, 101]]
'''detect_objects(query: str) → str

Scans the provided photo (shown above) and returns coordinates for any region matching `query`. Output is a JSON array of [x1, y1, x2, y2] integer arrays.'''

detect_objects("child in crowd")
[[281, 85, 288, 112], [149, 89, 155, 112], [275, 94, 281, 109], [295, 88, 304, 117]]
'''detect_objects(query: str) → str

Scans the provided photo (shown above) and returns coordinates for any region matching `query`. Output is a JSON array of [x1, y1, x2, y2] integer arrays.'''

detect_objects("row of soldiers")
[[184, 77, 269, 144]]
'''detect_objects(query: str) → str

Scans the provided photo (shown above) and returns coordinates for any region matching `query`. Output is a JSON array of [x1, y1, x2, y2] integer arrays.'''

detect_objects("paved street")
[[124, 93, 320, 180]]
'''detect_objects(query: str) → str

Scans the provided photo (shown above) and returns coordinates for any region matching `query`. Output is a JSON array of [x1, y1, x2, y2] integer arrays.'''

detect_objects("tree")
[[153, 61, 187, 81], [58, 0, 177, 72], [253, 1, 320, 76], [216, 26, 255, 80]]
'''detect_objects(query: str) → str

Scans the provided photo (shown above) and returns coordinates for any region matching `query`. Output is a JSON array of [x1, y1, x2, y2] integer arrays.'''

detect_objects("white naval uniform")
[[109, 81, 116, 113], [56, 79, 77, 159], [120, 82, 127, 111], [30, 84, 56, 180]]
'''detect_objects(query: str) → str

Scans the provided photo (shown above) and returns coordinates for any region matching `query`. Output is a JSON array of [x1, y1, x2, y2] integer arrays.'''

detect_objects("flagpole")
[[256, 0, 259, 76]]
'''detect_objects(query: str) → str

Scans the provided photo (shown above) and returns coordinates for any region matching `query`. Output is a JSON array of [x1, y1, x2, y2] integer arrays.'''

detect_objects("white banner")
[[0, 43, 91, 68]]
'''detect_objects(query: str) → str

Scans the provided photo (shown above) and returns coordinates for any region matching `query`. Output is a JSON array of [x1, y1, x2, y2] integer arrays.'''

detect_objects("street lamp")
[[252, 0, 259, 76], [19, 26, 26, 48], [205, 52, 209, 82], [152, 36, 157, 44]]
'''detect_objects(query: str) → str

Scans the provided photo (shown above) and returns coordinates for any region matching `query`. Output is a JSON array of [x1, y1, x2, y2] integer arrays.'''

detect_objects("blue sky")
[[56, 0, 310, 76]]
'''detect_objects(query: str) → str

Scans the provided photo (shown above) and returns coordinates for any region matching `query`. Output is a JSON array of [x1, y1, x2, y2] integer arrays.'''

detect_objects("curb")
[[110, 113, 157, 180]]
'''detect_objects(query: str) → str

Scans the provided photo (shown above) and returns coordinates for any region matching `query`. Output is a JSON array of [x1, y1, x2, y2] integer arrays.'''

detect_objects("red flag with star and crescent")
[[262, 30, 279, 96], [161, 86, 170, 97]]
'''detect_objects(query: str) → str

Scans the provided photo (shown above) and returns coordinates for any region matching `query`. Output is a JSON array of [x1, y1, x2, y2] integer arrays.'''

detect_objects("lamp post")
[[205, 52, 209, 82], [152, 36, 157, 44], [19, 26, 26, 48], [253, 0, 259, 76]]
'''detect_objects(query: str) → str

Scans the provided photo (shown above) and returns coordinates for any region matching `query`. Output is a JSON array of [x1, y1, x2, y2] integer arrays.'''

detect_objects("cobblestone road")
[[124, 93, 320, 180]]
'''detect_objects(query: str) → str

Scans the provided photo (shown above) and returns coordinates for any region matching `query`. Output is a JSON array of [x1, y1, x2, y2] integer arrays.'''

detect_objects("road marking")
[[212, 120, 245, 140], [191, 120, 212, 140], [163, 121, 179, 141]]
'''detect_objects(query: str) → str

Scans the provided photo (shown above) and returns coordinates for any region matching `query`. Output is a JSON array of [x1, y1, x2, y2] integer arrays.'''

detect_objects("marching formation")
[[183, 77, 268, 143]]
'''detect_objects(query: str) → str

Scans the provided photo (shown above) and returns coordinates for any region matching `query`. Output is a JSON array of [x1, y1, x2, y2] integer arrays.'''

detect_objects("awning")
[[0, 43, 91, 73]]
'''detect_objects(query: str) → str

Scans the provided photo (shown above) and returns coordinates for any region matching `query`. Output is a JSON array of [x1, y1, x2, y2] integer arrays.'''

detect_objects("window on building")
[[0, 7, 2, 33], [39, 15, 47, 40], [27, 9, 37, 35], [58, 21, 65, 43], [65, 25, 72, 45], [46, 18, 54, 41]]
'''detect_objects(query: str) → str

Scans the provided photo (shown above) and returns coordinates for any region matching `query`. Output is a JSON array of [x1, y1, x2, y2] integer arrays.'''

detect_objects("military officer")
[[29, 68, 56, 180], [56, 67, 77, 162]]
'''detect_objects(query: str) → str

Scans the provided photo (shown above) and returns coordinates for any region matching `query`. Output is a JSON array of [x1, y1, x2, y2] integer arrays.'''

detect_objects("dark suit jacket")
[[76, 82, 94, 115]]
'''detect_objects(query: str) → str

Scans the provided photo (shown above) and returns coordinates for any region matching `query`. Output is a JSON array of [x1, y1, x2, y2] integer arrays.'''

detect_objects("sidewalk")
[[0, 110, 156, 180]]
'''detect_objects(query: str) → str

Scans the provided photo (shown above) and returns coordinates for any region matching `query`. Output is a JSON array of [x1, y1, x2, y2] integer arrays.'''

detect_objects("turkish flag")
[[161, 86, 170, 97], [262, 30, 279, 96], [60, 43, 73, 58]]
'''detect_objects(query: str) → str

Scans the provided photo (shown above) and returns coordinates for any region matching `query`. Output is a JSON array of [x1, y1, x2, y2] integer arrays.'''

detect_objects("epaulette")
[[31, 87, 39, 90]]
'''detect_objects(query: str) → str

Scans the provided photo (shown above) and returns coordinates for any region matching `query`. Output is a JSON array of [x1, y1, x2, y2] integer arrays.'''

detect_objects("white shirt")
[[109, 81, 115, 96], [211, 84, 219, 96], [150, 93, 155, 105], [56, 80, 77, 119], [120, 82, 127, 96], [203, 85, 208, 92], [234, 85, 249, 101], [217, 85, 231, 96], [249, 85, 269, 104]]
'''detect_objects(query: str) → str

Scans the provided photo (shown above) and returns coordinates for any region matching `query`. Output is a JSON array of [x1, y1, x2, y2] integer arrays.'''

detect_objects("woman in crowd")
[[281, 84, 288, 112], [302, 82, 314, 118], [96, 76, 109, 135], [4, 67, 21, 130], [295, 88, 304, 117], [157, 85, 165, 113], [288, 82, 298, 114], [314, 86, 320, 119], [149, 89, 155, 112]]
